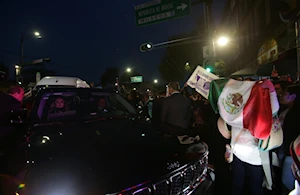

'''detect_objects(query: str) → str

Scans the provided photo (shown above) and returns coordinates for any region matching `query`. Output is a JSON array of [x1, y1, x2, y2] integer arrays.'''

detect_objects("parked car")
[[10, 87, 213, 195]]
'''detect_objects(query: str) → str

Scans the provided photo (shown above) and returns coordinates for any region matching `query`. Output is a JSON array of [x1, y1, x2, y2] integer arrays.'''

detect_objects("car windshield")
[[36, 91, 136, 122]]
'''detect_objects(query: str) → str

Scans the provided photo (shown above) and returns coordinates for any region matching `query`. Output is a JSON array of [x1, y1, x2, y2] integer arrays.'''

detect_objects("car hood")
[[22, 118, 189, 194]]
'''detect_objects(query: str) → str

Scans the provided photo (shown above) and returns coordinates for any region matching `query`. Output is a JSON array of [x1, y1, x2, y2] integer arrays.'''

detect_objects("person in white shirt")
[[225, 80, 279, 195]]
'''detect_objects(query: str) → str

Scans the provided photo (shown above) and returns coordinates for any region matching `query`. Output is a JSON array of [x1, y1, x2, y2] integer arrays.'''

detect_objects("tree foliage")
[[158, 20, 207, 82], [0, 63, 9, 81], [100, 67, 120, 87]]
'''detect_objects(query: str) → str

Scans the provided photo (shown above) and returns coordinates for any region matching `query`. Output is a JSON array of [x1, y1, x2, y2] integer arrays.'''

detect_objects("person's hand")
[[259, 79, 275, 92]]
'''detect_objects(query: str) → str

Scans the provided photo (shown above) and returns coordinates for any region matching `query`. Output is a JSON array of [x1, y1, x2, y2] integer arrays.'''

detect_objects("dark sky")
[[0, 0, 225, 83]]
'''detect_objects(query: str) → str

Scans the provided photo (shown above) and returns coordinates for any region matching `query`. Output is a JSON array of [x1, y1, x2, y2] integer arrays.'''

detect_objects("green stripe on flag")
[[208, 78, 229, 114]]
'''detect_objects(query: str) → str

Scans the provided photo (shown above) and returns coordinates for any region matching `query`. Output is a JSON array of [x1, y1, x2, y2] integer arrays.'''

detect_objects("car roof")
[[35, 87, 115, 95], [35, 76, 90, 88]]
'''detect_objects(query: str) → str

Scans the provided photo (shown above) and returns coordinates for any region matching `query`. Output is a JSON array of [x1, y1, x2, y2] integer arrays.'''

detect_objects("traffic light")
[[206, 67, 212, 72], [140, 42, 153, 52]]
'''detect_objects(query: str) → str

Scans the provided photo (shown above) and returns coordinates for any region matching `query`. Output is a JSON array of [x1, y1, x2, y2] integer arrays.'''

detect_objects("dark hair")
[[7, 86, 23, 94], [168, 82, 180, 91], [286, 85, 300, 111], [158, 90, 166, 96], [274, 80, 292, 92], [244, 78, 255, 81]]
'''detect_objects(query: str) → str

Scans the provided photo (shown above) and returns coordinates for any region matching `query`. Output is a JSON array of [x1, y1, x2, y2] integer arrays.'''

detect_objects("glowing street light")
[[34, 32, 40, 36], [154, 79, 158, 83], [217, 36, 229, 46], [126, 68, 131, 72]]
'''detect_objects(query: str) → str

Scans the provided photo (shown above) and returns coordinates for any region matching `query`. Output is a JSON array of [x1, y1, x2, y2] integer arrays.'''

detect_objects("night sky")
[[0, 0, 225, 83]]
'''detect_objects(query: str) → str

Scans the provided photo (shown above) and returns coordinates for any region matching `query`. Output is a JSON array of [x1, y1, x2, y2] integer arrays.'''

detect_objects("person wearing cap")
[[289, 134, 300, 195]]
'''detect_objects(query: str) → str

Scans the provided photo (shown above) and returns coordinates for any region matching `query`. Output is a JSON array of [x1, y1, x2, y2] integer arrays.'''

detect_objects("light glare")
[[217, 37, 229, 46]]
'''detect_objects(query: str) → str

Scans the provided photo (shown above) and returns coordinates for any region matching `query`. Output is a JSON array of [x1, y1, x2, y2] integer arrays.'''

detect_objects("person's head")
[[143, 93, 149, 102], [54, 97, 65, 109], [290, 135, 300, 185], [244, 78, 255, 81], [7, 86, 24, 102], [98, 97, 107, 109], [158, 90, 166, 98], [168, 82, 180, 94], [274, 80, 292, 99], [280, 85, 300, 109], [128, 90, 137, 101]]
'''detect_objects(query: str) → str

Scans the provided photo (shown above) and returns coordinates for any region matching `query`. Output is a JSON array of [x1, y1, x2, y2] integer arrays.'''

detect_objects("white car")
[[33, 76, 90, 91]]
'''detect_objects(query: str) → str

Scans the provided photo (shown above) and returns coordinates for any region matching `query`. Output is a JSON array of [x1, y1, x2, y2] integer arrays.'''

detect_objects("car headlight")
[[41, 136, 50, 144]]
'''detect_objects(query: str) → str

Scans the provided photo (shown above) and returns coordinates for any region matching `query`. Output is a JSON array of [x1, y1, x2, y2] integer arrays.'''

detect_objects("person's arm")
[[260, 79, 279, 115], [148, 101, 153, 118], [161, 100, 168, 123]]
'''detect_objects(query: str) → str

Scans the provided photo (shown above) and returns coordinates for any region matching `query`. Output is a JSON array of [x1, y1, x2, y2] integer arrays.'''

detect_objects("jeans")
[[282, 156, 295, 190], [232, 155, 264, 195]]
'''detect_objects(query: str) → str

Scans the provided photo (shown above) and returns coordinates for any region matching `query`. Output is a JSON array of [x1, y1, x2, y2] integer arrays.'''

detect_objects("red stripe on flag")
[[243, 82, 272, 139]]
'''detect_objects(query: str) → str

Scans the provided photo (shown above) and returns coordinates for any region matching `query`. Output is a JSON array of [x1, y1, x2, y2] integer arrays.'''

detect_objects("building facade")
[[218, 0, 300, 79]]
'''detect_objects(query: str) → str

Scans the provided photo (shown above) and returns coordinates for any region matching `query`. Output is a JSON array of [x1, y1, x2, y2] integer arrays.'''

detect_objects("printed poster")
[[186, 66, 219, 99]]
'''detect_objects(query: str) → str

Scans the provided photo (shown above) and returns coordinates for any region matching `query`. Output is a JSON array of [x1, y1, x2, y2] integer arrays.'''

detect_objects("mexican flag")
[[208, 78, 274, 139]]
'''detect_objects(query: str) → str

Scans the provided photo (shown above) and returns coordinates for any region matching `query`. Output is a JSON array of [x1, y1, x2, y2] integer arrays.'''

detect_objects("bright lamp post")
[[17, 31, 42, 84], [20, 31, 42, 66], [126, 68, 131, 73], [217, 36, 229, 46], [204, 36, 229, 71]]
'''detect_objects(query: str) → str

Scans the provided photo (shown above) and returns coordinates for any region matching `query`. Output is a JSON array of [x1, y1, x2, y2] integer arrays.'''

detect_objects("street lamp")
[[126, 68, 131, 73], [217, 36, 229, 46], [206, 35, 229, 71], [20, 31, 42, 66], [154, 79, 158, 83]]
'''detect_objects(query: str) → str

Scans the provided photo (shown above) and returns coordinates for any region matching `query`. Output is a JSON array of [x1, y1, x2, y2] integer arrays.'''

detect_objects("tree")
[[100, 67, 120, 87], [158, 35, 206, 82], [0, 63, 9, 81], [158, 18, 207, 82]]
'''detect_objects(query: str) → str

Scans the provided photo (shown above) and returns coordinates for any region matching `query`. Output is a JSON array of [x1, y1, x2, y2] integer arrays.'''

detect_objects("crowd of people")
[[118, 76, 300, 195], [0, 74, 300, 194]]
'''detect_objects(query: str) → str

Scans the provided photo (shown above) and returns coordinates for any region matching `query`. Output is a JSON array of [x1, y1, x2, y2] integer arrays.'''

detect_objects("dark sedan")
[[11, 88, 212, 195]]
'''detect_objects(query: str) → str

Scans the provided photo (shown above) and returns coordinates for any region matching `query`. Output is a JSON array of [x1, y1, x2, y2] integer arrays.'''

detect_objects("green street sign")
[[130, 76, 143, 83], [135, 0, 191, 27]]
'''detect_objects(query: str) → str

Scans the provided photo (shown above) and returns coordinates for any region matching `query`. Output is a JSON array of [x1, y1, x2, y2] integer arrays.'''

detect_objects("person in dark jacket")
[[152, 90, 165, 127], [161, 82, 192, 135], [0, 86, 24, 178], [0, 86, 24, 135]]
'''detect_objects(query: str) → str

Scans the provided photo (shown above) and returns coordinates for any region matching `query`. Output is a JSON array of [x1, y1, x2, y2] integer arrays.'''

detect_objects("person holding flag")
[[210, 78, 279, 195]]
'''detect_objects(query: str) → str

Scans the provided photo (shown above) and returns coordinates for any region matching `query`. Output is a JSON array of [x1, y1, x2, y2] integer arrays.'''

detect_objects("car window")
[[36, 91, 136, 122], [37, 92, 78, 120], [82, 93, 136, 119]]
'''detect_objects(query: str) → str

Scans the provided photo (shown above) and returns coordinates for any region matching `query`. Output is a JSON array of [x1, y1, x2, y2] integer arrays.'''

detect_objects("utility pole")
[[202, 0, 215, 70], [17, 32, 24, 84], [20, 32, 24, 66]]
